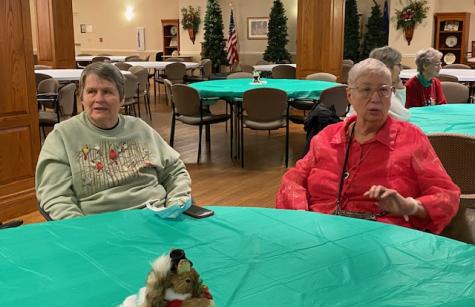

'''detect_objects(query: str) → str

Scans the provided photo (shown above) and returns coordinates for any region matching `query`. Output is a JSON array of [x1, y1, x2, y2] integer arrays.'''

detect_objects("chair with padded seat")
[[240, 64, 254, 73], [129, 66, 152, 120], [318, 85, 350, 118], [437, 74, 459, 82], [91, 56, 111, 62], [227, 72, 253, 79], [240, 88, 289, 168], [35, 72, 53, 89], [38, 83, 76, 139], [441, 81, 471, 104], [443, 63, 471, 69], [340, 63, 353, 84], [122, 74, 140, 116], [125, 55, 142, 62], [185, 59, 212, 82], [155, 62, 186, 98], [114, 62, 133, 71], [428, 133, 475, 244], [171, 84, 231, 164], [342, 59, 354, 65], [306, 72, 337, 82], [271, 65, 296, 79]]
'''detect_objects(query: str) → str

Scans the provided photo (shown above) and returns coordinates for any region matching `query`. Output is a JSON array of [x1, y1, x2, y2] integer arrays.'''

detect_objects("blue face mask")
[[145, 197, 192, 219]]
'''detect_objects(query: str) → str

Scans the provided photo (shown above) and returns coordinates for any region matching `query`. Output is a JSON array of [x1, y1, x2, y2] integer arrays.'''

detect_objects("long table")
[[409, 104, 475, 135], [125, 61, 199, 70], [75, 55, 128, 62], [34, 69, 130, 81], [400, 68, 475, 81], [1, 207, 474, 306]]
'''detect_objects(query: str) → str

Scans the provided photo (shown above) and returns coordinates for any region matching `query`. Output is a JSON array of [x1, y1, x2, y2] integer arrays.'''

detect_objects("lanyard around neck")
[[335, 123, 355, 214]]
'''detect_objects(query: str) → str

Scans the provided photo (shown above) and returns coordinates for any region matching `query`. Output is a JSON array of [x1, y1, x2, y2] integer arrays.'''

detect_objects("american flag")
[[226, 9, 239, 66]]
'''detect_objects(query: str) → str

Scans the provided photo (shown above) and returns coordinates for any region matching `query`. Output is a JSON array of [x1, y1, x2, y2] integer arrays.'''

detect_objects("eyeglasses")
[[430, 61, 442, 66], [349, 84, 393, 99], [393, 63, 403, 69]]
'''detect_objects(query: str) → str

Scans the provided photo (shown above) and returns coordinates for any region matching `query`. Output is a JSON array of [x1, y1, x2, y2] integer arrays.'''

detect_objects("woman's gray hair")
[[369, 46, 401, 68], [348, 58, 391, 86], [415, 48, 443, 72], [79, 62, 125, 100]]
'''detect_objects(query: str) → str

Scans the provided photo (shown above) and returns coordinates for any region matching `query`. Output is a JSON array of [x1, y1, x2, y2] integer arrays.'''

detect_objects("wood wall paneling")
[[36, 0, 75, 68], [0, 0, 40, 220], [297, 0, 345, 79]]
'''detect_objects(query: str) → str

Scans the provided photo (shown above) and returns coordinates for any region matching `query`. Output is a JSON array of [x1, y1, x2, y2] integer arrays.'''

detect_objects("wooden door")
[[35, 0, 75, 68], [297, 0, 345, 79], [0, 0, 40, 220]]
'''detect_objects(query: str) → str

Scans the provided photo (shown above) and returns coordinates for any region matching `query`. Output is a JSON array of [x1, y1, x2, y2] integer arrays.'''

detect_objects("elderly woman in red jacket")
[[405, 48, 447, 108], [276, 58, 459, 234]]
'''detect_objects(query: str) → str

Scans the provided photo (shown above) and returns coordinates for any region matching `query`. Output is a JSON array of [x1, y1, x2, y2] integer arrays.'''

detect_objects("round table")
[[189, 78, 339, 101], [408, 104, 475, 135], [2, 207, 474, 306]]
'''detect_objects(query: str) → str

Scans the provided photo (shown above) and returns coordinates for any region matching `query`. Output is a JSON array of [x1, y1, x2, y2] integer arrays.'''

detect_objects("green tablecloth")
[[409, 104, 475, 135], [189, 78, 339, 101], [1, 207, 474, 307]]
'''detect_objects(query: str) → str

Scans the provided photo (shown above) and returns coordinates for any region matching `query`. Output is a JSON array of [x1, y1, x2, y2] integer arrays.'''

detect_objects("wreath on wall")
[[393, 0, 429, 45], [181, 5, 201, 44]]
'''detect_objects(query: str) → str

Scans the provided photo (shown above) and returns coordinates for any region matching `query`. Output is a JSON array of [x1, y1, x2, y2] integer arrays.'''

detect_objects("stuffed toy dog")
[[121, 249, 214, 307]]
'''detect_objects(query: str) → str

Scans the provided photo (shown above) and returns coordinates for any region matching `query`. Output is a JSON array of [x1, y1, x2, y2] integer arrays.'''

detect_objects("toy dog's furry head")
[[143, 249, 214, 307]]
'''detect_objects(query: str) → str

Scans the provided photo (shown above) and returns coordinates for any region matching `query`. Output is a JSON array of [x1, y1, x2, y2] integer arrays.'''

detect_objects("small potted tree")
[[181, 5, 201, 44]]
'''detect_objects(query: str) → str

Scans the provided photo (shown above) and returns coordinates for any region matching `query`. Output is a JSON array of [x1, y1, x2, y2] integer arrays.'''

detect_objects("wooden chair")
[[428, 133, 475, 244]]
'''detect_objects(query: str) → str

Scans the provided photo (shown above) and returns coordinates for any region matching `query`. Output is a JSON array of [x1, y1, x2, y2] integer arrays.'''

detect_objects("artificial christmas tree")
[[343, 0, 360, 62], [263, 0, 291, 63], [203, 0, 227, 72], [361, 1, 386, 59]]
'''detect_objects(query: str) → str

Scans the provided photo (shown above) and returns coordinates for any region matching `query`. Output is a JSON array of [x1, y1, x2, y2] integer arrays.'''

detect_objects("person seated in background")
[[405, 48, 447, 108], [276, 58, 459, 234], [346, 46, 409, 121], [36, 62, 191, 220]]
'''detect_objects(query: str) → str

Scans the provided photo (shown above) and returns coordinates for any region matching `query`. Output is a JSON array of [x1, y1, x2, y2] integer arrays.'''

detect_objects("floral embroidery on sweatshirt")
[[77, 141, 153, 195]]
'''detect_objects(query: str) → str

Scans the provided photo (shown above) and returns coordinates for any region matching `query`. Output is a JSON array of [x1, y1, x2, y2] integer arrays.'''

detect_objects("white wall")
[[72, 0, 178, 57]]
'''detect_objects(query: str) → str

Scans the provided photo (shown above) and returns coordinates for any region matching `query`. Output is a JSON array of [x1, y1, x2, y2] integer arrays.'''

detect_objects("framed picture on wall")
[[80, 24, 86, 33], [247, 17, 269, 40]]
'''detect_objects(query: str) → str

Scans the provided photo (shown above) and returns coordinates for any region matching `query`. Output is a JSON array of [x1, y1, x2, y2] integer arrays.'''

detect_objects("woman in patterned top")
[[36, 62, 191, 220]]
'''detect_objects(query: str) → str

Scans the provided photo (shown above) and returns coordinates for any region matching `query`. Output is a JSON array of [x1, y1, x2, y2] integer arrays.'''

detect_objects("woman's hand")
[[364, 185, 427, 220]]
